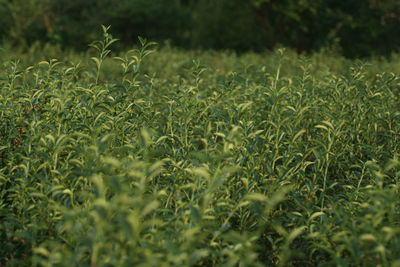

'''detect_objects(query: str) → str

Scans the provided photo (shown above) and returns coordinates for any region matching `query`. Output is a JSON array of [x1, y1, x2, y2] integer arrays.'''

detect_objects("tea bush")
[[1, 27, 399, 266]]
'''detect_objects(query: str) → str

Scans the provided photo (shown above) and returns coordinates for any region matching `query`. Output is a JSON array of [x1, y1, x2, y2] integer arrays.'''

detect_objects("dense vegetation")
[[1, 27, 400, 266], [1, 0, 400, 57]]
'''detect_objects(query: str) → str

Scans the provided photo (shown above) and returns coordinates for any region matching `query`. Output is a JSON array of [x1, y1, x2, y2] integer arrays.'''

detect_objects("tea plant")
[[0, 27, 399, 266]]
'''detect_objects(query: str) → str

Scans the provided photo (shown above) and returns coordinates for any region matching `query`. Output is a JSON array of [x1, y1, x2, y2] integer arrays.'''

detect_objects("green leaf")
[[91, 57, 101, 70]]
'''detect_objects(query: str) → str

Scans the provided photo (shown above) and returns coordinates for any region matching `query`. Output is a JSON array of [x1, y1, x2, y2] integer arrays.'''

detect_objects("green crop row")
[[1, 27, 399, 266]]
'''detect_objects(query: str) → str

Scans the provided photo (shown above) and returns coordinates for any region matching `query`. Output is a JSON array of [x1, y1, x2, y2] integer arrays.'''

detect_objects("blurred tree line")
[[0, 0, 399, 57]]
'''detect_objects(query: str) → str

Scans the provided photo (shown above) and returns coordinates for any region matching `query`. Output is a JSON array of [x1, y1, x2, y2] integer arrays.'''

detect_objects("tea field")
[[1, 29, 400, 266]]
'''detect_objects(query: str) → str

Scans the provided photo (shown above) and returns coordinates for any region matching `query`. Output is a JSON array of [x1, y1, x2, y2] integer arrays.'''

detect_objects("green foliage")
[[1, 27, 400, 266], [0, 0, 51, 45], [191, 0, 265, 51], [1, 0, 400, 57]]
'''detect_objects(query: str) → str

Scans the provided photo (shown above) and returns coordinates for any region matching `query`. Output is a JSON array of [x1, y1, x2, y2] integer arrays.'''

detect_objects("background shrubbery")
[[1, 0, 400, 57]]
